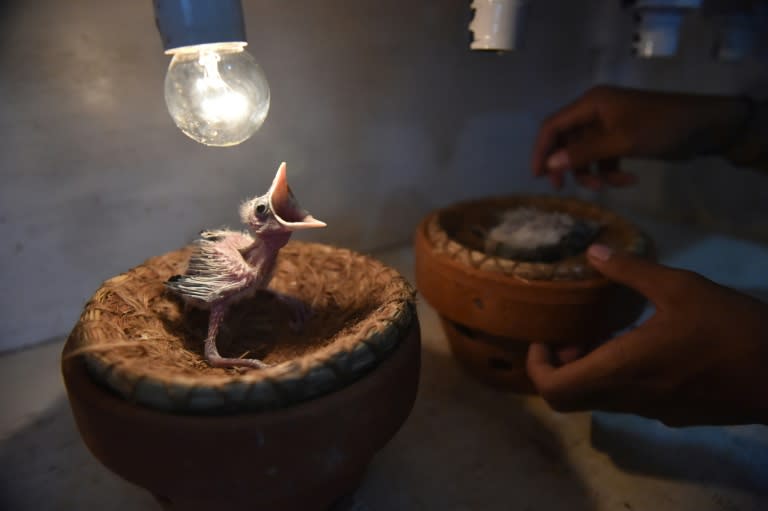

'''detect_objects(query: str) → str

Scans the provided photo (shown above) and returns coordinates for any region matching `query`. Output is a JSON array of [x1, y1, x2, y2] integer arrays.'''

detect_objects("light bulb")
[[164, 42, 270, 147]]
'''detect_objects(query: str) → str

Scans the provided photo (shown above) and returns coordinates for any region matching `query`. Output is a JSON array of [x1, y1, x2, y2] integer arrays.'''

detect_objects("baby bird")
[[166, 162, 326, 369]]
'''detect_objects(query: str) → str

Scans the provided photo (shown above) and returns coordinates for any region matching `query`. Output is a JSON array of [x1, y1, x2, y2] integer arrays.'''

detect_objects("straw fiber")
[[429, 196, 649, 280], [66, 241, 416, 414]]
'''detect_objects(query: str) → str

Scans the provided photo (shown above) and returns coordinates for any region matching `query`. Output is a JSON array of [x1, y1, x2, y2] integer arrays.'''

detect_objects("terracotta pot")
[[62, 241, 421, 510], [414, 196, 651, 391], [440, 317, 535, 392], [62, 323, 419, 511]]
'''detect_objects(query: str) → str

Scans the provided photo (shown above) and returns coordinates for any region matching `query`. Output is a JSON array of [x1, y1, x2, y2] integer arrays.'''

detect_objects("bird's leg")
[[270, 291, 310, 332], [204, 302, 269, 369]]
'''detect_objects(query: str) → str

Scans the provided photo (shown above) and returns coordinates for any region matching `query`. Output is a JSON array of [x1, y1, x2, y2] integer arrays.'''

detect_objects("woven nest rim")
[[425, 195, 649, 281], [66, 241, 417, 414]]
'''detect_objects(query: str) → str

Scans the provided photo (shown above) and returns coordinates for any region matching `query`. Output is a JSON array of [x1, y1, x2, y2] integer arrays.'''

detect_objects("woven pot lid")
[[66, 241, 416, 414], [426, 196, 649, 281]]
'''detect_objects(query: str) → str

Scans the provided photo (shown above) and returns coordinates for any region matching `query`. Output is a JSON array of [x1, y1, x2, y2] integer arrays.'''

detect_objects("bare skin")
[[531, 85, 753, 189], [528, 245, 768, 426], [166, 162, 326, 370], [527, 86, 768, 426]]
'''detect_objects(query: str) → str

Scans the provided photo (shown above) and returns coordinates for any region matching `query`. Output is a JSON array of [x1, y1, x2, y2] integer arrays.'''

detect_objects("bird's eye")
[[255, 203, 267, 215]]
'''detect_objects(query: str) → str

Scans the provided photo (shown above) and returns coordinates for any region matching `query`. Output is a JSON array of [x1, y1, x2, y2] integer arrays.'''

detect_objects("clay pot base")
[[67, 241, 416, 413], [415, 196, 651, 391], [62, 241, 421, 511], [62, 321, 421, 511], [441, 317, 535, 393]]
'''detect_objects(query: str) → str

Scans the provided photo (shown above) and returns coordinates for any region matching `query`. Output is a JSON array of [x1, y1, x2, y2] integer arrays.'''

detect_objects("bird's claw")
[[205, 353, 270, 370]]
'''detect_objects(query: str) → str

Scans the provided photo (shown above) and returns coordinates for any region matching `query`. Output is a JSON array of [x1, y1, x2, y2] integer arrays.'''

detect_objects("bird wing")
[[166, 230, 256, 303]]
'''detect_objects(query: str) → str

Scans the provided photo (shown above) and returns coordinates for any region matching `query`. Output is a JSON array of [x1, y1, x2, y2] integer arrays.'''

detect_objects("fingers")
[[526, 327, 655, 412], [597, 159, 637, 187], [558, 158, 636, 191], [550, 159, 636, 190], [586, 244, 677, 305], [560, 129, 627, 171], [573, 166, 603, 190], [535, 121, 636, 190], [527, 340, 615, 411], [527, 248, 680, 413], [546, 151, 570, 189], [529, 342, 724, 427], [531, 85, 638, 189], [527, 343, 556, 379], [555, 344, 584, 364], [532, 97, 598, 177], [528, 343, 587, 372]]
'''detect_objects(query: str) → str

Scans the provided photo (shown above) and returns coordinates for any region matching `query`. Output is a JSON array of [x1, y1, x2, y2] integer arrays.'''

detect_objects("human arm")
[[526, 244, 768, 426], [532, 85, 768, 190]]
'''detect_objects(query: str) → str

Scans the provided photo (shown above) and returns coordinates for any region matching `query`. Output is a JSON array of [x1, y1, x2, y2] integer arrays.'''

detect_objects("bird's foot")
[[272, 292, 311, 332], [204, 306, 270, 370], [206, 352, 270, 370]]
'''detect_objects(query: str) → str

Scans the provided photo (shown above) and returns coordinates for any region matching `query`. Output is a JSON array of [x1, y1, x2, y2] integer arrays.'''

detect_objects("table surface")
[[2, 217, 767, 511]]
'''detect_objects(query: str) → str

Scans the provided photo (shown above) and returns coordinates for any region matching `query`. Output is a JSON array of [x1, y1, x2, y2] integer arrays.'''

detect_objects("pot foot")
[[441, 317, 536, 393]]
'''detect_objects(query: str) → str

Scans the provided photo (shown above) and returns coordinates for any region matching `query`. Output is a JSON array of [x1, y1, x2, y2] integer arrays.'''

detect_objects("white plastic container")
[[469, 0, 529, 51]]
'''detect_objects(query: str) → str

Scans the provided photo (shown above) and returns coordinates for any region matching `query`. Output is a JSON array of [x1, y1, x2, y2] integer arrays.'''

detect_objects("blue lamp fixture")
[[154, 0, 270, 147]]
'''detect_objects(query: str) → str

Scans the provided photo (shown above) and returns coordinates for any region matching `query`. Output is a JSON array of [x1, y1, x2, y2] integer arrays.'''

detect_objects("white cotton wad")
[[483, 208, 601, 262]]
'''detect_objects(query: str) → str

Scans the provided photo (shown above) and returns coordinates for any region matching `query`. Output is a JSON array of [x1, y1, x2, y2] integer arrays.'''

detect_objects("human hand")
[[531, 85, 750, 190], [526, 244, 768, 426]]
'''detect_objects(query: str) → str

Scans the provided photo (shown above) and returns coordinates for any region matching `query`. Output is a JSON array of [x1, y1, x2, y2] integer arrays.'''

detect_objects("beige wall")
[[1, 0, 765, 351], [590, 0, 768, 236]]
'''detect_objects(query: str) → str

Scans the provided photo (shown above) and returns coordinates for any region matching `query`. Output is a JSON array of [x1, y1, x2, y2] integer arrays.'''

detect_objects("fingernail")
[[588, 244, 612, 261], [546, 150, 570, 170]]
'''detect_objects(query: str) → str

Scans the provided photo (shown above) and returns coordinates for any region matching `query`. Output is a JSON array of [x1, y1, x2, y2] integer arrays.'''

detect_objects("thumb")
[[586, 244, 673, 300], [546, 132, 626, 172]]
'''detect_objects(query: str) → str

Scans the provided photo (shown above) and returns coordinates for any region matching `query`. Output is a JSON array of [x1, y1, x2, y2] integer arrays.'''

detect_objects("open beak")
[[267, 162, 327, 230]]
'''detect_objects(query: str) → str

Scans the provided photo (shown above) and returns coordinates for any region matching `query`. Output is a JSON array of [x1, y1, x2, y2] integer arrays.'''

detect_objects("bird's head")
[[240, 162, 327, 238]]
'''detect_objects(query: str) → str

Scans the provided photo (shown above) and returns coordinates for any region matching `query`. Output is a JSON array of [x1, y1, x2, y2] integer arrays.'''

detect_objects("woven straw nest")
[[66, 241, 416, 414], [426, 196, 649, 280]]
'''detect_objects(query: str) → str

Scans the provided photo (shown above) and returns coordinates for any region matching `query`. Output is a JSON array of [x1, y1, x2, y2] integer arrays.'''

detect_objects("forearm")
[[662, 92, 767, 170]]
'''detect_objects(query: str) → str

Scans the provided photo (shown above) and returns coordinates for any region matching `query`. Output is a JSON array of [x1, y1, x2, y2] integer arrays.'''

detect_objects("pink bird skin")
[[166, 162, 326, 369]]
